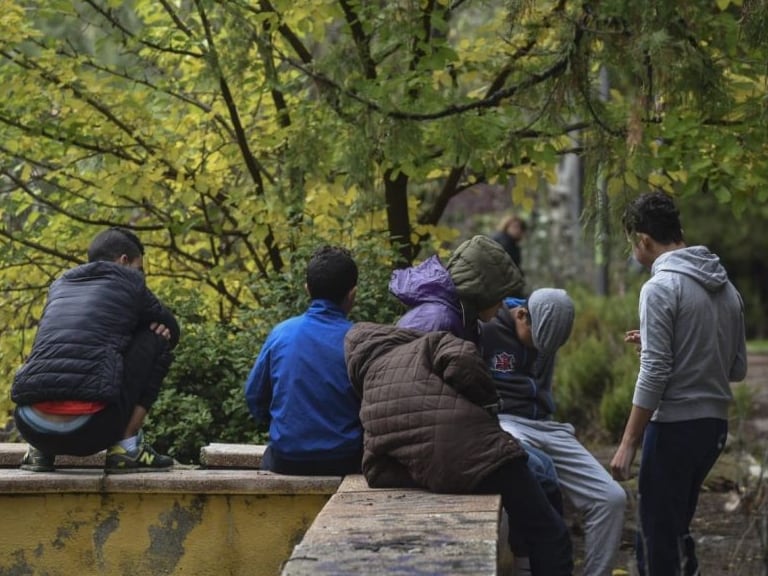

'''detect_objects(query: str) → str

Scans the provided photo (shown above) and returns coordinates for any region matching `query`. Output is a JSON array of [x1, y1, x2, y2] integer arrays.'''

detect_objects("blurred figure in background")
[[491, 214, 528, 297], [492, 213, 528, 270]]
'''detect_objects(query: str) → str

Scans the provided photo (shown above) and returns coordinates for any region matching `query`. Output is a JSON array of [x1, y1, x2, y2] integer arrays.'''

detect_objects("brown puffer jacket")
[[344, 322, 526, 494]]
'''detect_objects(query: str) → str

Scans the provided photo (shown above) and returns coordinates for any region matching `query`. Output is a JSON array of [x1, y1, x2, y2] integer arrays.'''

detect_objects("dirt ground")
[[569, 354, 768, 576]]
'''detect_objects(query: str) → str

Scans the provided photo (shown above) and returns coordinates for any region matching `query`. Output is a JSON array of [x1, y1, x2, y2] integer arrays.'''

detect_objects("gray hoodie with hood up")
[[635, 245, 747, 422]]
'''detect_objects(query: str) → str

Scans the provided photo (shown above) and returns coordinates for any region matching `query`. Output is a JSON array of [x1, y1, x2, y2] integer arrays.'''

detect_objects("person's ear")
[[342, 286, 357, 313], [304, 283, 311, 297], [117, 254, 129, 266], [636, 232, 651, 248], [514, 307, 528, 322]]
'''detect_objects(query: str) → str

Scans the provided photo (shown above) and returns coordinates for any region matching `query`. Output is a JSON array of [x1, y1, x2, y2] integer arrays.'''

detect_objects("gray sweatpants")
[[499, 415, 627, 576]]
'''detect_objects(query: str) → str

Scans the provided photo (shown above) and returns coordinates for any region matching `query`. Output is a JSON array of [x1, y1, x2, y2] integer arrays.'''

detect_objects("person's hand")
[[625, 329, 641, 356], [610, 443, 637, 481], [150, 322, 172, 341]]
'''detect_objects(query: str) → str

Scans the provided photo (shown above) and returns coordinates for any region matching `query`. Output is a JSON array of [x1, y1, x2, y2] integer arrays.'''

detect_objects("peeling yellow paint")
[[0, 493, 328, 576]]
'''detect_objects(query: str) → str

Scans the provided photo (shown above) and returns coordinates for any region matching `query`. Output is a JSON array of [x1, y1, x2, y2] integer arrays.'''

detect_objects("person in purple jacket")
[[389, 235, 526, 343]]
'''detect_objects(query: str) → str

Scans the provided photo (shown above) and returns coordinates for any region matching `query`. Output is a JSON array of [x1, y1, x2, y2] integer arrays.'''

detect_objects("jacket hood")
[[527, 288, 575, 356], [652, 246, 729, 292], [446, 235, 524, 311], [389, 255, 457, 308]]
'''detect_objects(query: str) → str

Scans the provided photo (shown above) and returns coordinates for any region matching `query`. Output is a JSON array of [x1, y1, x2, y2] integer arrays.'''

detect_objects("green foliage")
[[144, 294, 263, 464], [729, 383, 755, 455], [554, 283, 642, 441], [677, 194, 768, 338]]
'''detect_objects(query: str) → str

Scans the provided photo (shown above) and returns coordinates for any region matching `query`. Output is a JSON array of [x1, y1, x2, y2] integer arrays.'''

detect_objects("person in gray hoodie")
[[610, 191, 747, 576], [480, 289, 627, 576]]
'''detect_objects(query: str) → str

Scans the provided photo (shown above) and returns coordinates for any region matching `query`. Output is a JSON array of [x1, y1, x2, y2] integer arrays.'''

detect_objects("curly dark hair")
[[306, 246, 358, 304], [622, 191, 683, 245]]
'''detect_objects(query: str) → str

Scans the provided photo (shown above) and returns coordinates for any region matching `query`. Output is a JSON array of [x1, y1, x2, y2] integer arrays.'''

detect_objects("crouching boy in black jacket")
[[12, 227, 180, 473]]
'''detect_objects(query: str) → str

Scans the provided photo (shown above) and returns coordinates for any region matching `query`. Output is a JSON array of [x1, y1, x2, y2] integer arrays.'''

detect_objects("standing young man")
[[610, 192, 747, 576], [12, 227, 180, 473], [480, 288, 627, 576], [244, 246, 363, 476]]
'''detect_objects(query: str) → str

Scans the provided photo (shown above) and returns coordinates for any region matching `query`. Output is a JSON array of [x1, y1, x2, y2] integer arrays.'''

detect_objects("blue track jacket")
[[244, 299, 363, 462]]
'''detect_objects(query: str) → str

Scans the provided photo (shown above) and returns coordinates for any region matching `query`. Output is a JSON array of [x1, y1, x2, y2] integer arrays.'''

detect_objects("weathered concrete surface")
[[0, 465, 341, 576], [1, 441, 266, 469], [0, 467, 341, 494], [0, 491, 328, 576], [200, 442, 265, 468], [281, 475, 509, 576], [0, 442, 104, 467], [0, 445, 511, 576]]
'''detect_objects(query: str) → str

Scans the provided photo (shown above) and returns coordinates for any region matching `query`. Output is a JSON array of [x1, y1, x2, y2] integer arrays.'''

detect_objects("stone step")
[[199, 442, 265, 469]]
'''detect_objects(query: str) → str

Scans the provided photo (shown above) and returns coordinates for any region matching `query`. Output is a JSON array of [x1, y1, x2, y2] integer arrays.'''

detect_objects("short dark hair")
[[87, 227, 145, 263], [622, 191, 684, 245], [306, 246, 358, 304]]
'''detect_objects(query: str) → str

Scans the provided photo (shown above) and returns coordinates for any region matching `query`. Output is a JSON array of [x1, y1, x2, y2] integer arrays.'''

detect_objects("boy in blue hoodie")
[[611, 192, 747, 575], [244, 246, 363, 475]]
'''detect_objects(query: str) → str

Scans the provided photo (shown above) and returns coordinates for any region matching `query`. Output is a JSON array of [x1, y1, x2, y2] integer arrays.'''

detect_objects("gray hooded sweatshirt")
[[635, 245, 747, 422]]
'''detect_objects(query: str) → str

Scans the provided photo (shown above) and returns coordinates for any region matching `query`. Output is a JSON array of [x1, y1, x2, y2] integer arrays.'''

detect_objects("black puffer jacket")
[[12, 261, 179, 405], [345, 322, 526, 494]]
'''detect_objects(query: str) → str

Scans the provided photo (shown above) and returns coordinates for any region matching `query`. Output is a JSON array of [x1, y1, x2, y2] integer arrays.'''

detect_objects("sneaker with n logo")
[[104, 432, 174, 474]]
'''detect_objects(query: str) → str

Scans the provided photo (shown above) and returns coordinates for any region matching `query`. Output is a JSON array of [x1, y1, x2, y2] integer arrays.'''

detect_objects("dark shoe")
[[104, 431, 174, 474], [20, 446, 55, 472]]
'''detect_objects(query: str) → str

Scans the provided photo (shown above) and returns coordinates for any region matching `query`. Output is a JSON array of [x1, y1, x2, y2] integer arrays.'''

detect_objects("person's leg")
[[15, 403, 125, 471], [522, 442, 564, 515], [499, 418, 564, 515], [476, 458, 573, 576], [104, 330, 174, 473], [123, 405, 148, 440], [508, 419, 626, 576], [636, 419, 727, 576], [120, 329, 174, 433], [260, 444, 363, 475]]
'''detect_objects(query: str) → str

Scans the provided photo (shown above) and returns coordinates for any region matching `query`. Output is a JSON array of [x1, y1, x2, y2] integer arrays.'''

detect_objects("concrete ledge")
[[200, 443, 265, 468], [0, 442, 509, 574], [1, 441, 267, 470], [0, 442, 105, 468], [0, 468, 342, 495], [281, 475, 507, 576]]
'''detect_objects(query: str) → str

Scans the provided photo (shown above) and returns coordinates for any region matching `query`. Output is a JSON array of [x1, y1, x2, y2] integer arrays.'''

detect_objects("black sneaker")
[[104, 431, 174, 474], [20, 446, 55, 472]]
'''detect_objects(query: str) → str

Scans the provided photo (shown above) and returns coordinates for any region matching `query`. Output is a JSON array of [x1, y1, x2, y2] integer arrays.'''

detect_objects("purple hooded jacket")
[[389, 255, 467, 339]]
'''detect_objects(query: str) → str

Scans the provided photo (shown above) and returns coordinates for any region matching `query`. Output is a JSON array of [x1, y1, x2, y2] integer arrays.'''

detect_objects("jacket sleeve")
[[244, 337, 274, 428], [730, 293, 748, 382], [633, 282, 675, 411], [433, 335, 498, 408], [137, 285, 181, 349]]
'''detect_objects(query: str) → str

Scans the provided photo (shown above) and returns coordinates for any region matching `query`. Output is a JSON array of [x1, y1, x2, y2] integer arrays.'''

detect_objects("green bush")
[[554, 283, 642, 442], [145, 299, 265, 464]]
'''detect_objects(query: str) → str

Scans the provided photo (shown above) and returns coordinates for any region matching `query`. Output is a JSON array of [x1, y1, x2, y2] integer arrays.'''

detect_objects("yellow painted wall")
[[0, 493, 329, 576]]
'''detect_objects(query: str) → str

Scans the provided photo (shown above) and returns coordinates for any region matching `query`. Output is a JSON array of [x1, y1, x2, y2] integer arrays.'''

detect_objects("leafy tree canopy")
[[1, 0, 766, 416]]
